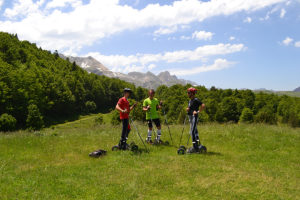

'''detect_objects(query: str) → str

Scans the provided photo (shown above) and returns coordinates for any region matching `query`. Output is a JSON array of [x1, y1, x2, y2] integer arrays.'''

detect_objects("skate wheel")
[[131, 144, 139, 152], [179, 145, 186, 151], [112, 145, 119, 151], [177, 148, 185, 155], [199, 146, 207, 153]]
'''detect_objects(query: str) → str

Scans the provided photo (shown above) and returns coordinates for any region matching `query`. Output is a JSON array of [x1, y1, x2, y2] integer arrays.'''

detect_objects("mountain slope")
[[60, 55, 197, 89], [294, 87, 300, 92]]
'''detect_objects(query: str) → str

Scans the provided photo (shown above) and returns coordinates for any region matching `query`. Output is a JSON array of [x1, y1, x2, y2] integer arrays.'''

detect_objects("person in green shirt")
[[143, 89, 163, 144]]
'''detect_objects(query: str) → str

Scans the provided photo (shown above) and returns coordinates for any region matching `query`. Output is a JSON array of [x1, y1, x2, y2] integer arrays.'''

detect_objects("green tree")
[[198, 111, 209, 123], [254, 105, 277, 125], [0, 113, 17, 132], [26, 104, 44, 130], [219, 96, 240, 122], [85, 101, 97, 113], [239, 108, 254, 123]]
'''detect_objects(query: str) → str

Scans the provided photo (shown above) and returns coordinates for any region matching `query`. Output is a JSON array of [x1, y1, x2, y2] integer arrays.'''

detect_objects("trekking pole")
[[162, 106, 174, 145], [130, 117, 149, 153], [178, 115, 188, 147]]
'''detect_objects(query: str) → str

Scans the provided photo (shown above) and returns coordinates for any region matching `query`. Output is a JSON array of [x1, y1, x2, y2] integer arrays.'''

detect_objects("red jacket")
[[117, 97, 130, 119]]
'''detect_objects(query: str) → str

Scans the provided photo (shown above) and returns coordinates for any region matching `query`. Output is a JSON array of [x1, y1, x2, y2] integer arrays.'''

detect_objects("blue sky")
[[0, 0, 299, 90]]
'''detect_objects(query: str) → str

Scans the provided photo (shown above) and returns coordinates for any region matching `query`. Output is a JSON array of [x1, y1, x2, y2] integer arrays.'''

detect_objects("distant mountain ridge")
[[60, 54, 197, 89], [294, 87, 300, 92]]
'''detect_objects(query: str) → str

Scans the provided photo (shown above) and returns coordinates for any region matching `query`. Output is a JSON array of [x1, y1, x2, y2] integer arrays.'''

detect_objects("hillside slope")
[[0, 32, 138, 128]]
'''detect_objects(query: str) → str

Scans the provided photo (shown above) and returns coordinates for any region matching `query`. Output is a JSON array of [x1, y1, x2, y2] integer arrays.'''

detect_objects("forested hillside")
[[0, 32, 147, 130]]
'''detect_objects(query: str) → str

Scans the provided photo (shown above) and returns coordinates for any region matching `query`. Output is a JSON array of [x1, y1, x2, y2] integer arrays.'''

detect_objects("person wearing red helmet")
[[115, 88, 137, 150], [186, 87, 205, 153]]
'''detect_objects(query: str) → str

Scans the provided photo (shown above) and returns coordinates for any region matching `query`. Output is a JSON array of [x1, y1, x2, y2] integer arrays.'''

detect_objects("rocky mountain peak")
[[60, 54, 198, 89]]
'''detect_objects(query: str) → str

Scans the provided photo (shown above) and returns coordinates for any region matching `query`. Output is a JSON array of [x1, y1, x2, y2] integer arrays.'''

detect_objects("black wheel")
[[177, 148, 185, 155], [179, 145, 186, 151], [112, 145, 119, 151], [131, 144, 139, 152], [199, 145, 207, 153]]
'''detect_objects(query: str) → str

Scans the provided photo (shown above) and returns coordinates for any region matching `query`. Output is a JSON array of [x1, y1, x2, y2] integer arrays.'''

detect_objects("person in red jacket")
[[115, 88, 136, 150]]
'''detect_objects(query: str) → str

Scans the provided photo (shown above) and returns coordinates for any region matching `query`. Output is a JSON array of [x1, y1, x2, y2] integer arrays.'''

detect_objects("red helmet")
[[187, 87, 197, 95]]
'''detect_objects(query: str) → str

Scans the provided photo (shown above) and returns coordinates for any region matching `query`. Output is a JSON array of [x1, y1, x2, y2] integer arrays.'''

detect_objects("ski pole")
[[178, 115, 188, 147], [162, 106, 174, 145], [130, 117, 149, 153]]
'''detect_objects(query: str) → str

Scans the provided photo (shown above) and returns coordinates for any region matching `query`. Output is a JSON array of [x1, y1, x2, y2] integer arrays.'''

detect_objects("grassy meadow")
[[0, 113, 299, 200]]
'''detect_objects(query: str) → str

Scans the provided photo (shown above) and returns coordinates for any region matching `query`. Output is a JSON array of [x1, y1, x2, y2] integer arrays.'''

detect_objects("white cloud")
[[280, 8, 286, 18], [170, 59, 234, 76], [192, 31, 213, 41], [86, 43, 245, 72], [148, 64, 156, 70], [0, 0, 286, 53], [4, 0, 43, 19], [244, 17, 252, 23], [154, 26, 178, 36], [229, 36, 235, 41], [260, 6, 285, 21], [46, 0, 82, 9], [282, 37, 293, 46], [295, 41, 300, 47], [180, 35, 191, 40]]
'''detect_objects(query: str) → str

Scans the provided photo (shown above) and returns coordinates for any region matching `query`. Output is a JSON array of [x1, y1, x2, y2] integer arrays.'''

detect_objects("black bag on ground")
[[89, 149, 107, 158]]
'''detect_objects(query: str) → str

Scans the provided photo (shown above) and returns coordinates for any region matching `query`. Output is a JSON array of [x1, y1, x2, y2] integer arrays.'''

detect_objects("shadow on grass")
[[205, 151, 222, 156], [132, 148, 150, 155]]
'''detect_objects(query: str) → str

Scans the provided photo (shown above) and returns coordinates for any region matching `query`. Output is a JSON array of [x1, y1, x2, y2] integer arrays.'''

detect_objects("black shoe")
[[198, 145, 207, 153]]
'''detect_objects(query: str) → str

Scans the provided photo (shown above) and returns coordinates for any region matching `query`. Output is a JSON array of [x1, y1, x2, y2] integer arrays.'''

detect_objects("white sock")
[[157, 129, 161, 140], [147, 130, 152, 139]]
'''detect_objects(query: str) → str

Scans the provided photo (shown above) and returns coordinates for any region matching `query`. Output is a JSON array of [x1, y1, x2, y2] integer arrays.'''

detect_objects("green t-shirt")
[[143, 97, 159, 120]]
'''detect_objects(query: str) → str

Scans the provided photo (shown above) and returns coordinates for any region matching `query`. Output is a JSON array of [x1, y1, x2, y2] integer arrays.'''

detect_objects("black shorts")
[[147, 118, 161, 128]]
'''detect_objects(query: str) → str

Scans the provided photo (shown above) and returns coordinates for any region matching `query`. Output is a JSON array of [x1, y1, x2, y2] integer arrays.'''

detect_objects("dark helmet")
[[187, 87, 197, 95], [124, 88, 132, 93]]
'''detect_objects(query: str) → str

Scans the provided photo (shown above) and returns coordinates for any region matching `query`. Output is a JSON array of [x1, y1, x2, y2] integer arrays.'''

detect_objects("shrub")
[[26, 104, 44, 130], [0, 113, 17, 132], [94, 114, 104, 125], [254, 106, 277, 125], [198, 111, 209, 123], [239, 108, 254, 123], [177, 107, 187, 124], [111, 110, 121, 126], [85, 101, 97, 113], [288, 111, 300, 128]]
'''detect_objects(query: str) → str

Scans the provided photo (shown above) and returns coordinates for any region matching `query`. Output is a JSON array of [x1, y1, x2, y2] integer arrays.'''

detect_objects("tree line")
[[0, 32, 299, 131], [150, 84, 300, 127]]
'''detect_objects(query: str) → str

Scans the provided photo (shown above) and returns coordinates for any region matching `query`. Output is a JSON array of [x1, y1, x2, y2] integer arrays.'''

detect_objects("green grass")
[[1, 114, 299, 200]]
